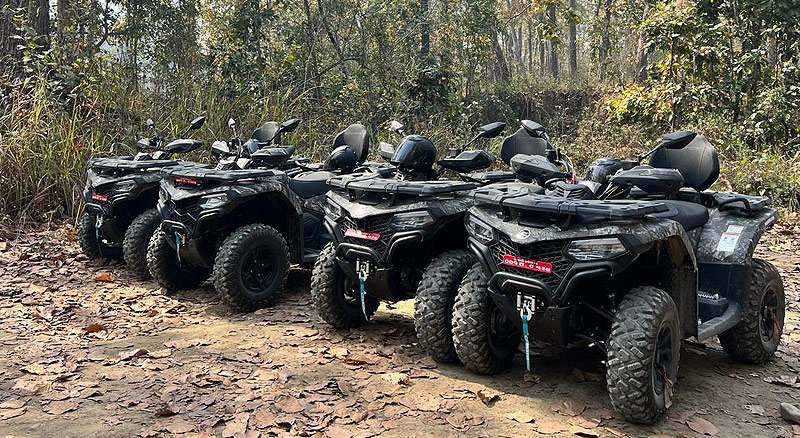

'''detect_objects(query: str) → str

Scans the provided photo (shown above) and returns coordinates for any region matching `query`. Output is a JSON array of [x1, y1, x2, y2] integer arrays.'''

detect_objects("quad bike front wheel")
[[214, 224, 290, 312], [452, 263, 521, 375], [123, 209, 162, 279], [78, 211, 122, 259], [719, 258, 785, 364], [311, 242, 379, 328], [415, 250, 477, 363], [606, 286, 680, 424], [147, 230, 211, 291]]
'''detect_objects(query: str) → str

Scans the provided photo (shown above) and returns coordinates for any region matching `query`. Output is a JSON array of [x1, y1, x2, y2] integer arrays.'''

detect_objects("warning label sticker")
[[716, 224, 745, 253]]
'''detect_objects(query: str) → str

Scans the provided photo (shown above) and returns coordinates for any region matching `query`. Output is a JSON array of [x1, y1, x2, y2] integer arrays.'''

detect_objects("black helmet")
[[586, 157, 623, 186], [324, 145, 359, 174], [391, 135, 437, 180]]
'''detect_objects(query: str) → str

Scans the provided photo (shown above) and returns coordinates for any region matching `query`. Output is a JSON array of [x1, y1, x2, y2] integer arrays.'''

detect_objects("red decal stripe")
[[345, 228, 380, 241]]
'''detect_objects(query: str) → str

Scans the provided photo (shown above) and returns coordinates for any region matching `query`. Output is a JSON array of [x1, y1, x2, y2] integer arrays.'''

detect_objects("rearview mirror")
[[280, 118, 301, 133], [379, 142, 395, 160], [136, 138, 151, 150], [477, 121, 506, 139], [146, 118, 155, 129], [390, 120, 405, 135], [211, 140, 233, 157], [228, 118, 236, 129], [660, 131, 697, 150], [190, 116, 206, 130], [521, 120, 547, 138]]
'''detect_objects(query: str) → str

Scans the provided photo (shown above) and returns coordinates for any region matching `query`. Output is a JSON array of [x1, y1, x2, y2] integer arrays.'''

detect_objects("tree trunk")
[[599, 0, 612, 80], [57, 0, 69, 30], [420, 0, 429, 57], [634, 2, 650, 82], [548, 4, 558, 78], [492, 31, 510, 82], [29, 0, 50, 48], [568, 0, 577, 77], [537, 12, 545, 74], [527, 17, 533, 72]]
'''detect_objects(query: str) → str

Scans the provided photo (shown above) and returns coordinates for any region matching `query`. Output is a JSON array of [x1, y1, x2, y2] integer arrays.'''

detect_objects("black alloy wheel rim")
[[487, 303, 520, 353], [760, 288, 780, 344], [241, 246, 278, 293], [652, 323, 674, 397], [339, 274, 361, 308]]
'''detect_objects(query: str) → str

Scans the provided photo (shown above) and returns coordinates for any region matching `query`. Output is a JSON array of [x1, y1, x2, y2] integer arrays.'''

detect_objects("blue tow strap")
[[358, 274, 368, 321], [521, 307, 531, 372], [174, 232, 182, 265], [94, 218, 103, 256]]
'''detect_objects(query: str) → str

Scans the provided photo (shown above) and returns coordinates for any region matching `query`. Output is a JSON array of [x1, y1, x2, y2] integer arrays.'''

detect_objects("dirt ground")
[[1, 222, 799, 438]]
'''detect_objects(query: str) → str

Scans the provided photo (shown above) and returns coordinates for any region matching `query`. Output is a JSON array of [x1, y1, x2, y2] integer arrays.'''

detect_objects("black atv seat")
[[650, 134, 719, 191], [649, 200, 709, 231], [333, 124, 370, 163], [500, 128, 548, 165], [252, 121, 281, 145], [288, 171, 336, 199]]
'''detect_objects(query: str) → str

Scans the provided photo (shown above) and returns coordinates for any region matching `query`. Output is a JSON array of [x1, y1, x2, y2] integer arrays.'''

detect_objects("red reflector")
[[175, 176, 199, 185], [345, 228, 380, 241], [91, 193, 108, 202], [502, 255, 552, 274]]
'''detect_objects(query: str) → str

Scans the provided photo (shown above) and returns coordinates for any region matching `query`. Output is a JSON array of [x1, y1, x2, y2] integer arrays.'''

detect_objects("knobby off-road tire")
[[719, 258, 785, 364], [78, 211, 122, 259], [123, 209, 162, 279], [311, 242, 379, 328], [606, 286, 680, 424], [147, 230, 210, 291], [214, 224, 290, 312], [414, 250, 477, 363], [452, 263, 521, 374]]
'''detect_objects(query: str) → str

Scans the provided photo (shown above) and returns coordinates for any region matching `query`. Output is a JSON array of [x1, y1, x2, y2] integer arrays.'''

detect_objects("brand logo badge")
[[517, 229, 532, 240]]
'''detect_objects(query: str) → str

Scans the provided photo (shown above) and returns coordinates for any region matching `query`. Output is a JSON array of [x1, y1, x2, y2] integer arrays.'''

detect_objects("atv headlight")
[[566, 237, 627, 261], [390, 210, 435, 230], [158, 186, 169, 204], [114, 180, 136, 192], [325, 199, 344, 220], [198, 193, 229, 209], [465, 214, 496, 245]]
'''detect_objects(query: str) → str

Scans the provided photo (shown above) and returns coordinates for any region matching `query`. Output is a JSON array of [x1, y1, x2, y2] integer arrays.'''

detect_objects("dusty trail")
[[0, 224, 799, 438]]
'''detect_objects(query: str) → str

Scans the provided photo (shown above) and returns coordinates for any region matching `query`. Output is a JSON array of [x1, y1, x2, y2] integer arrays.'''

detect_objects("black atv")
[[79, 116, 206, 278], [311, 120, 570, 362], [147, 122, 376, 311], [452, 131, 784, 423]]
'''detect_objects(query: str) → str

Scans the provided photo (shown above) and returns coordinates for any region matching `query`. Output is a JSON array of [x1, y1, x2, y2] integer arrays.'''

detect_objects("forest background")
[[1, 0, 798, 225]]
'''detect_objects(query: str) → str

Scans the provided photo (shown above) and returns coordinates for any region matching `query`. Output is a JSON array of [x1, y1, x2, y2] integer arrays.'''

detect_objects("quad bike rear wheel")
[[214, 224, 290, 312], [719, 258, 784, 364], [452, 263, 521, 374], [78, 211, 122, 259], [123, 209, 161, 279], [415, 250, 477, 363], [147, 230, 211, 291], [311, 242, 379, 328], [606, 286, 680, 424]]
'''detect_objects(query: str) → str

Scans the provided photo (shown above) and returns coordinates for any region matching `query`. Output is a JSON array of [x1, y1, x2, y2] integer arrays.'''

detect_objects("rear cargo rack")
[[164, 167, 280, 181], [473, 187, 669, 219], [90, 158, 178, 170], [328, 174, 477, 196]]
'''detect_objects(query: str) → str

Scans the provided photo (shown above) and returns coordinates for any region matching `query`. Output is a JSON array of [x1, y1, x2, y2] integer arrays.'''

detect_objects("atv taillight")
[[175, 176, 199, 185], [345, 228, 380, 241], [502, 255, 552, 274], [91, 193, 108, 202]]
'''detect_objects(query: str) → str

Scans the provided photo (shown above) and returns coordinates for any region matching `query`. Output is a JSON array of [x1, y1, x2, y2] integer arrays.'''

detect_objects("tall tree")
[[568, 0, 577, 76], [420, 0, 430, 57], [634, 2, 650, 83], [547, 3, 558, 78]]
